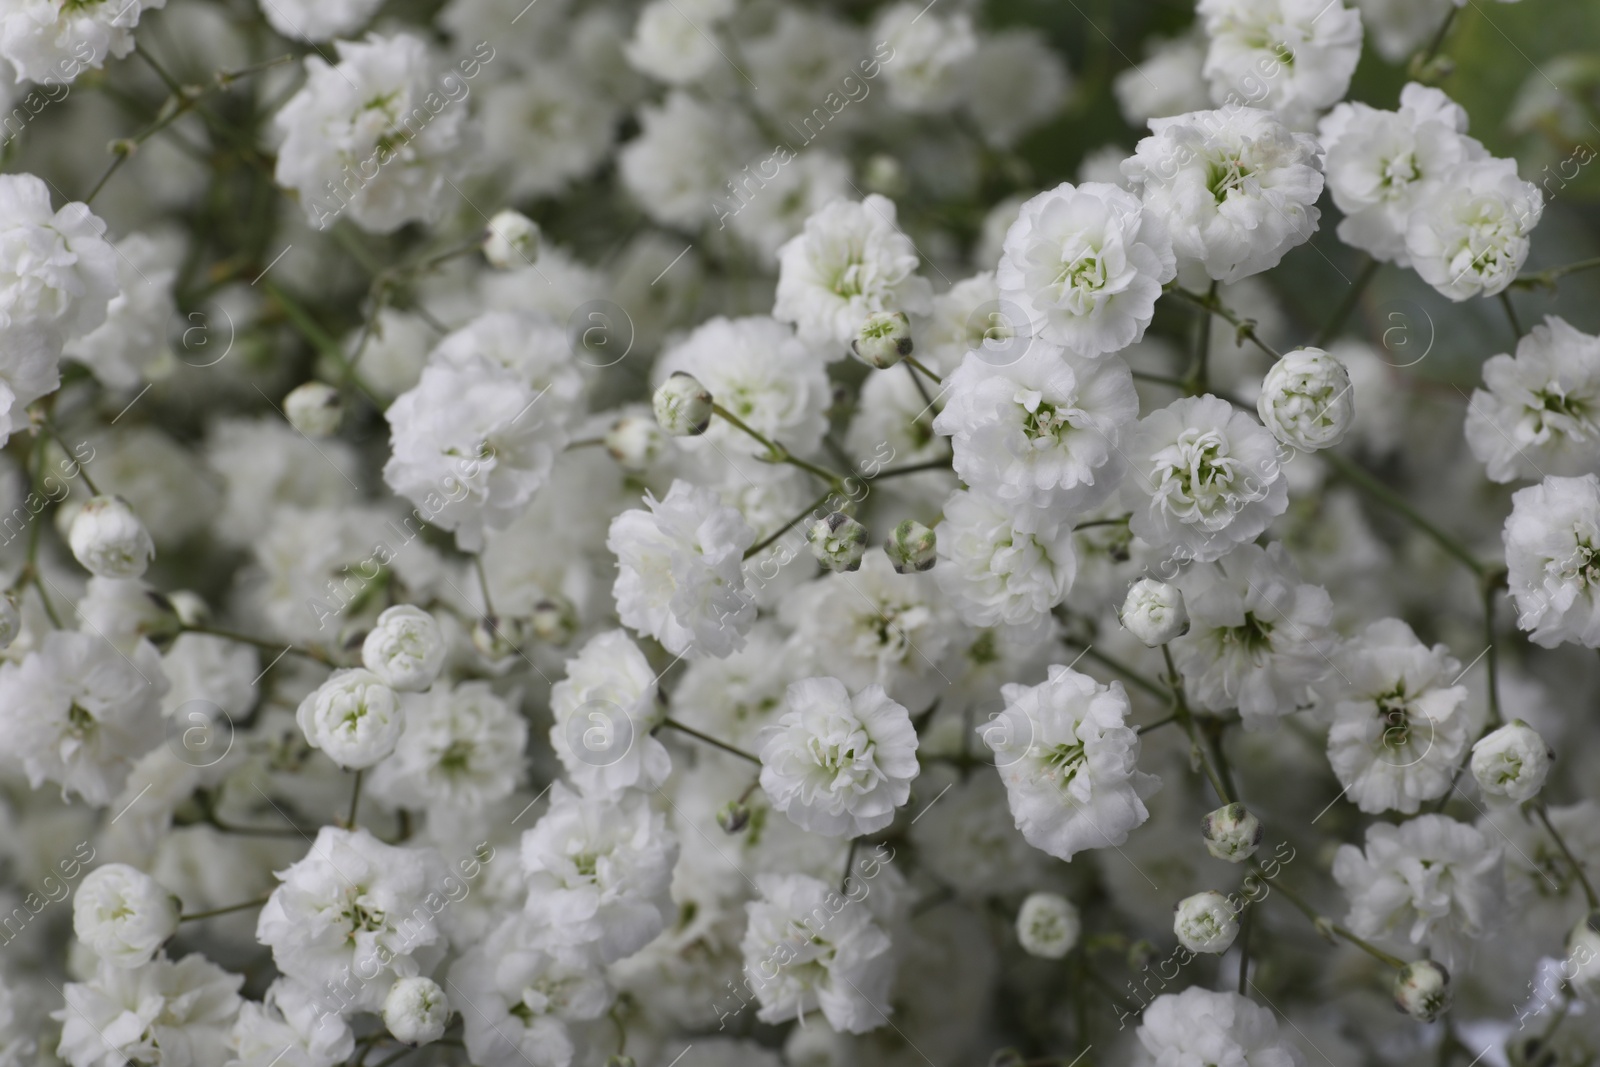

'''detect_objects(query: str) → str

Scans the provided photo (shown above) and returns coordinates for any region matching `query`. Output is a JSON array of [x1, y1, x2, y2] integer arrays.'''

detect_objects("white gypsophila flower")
[[1114, 32, 1210, 126], [1016, 892, 1080, 959], [668, 621, 796, 751], [1135, 988, 1304, 1067], [773, 194, 934, 352], [0, 0, 163, 83], [225, 978, 355, 1067], [69, 495, 155, 579], [56, 954, 242, 1067], [256, 827, 451, 1014], [654, 316, 831, 463], [0, 175, 117, 444], [933, 489, 1076, 633], [979, 664, 1159, 861], [72, 864, 180, 970], [908, 768, 1048, 897], [295, 668, 402, 770], [283, 382, 342, 438], [918, 270, 1005, 374], [482, 210, 540, 271], [63, 233, 178, 390], [779, 551, 966, 710], [1256, 347, 1355, 452], [1471, 720, 1552, 803], [367, 681, 526, 810], [933, 341, 1139, 532], [0, 629, 166, 806], [619, 90, 758, 231], [1120, 578, 1190, 646], [361, 605, 444, 692], [996, 181, 1176, 358], [1405, 156, 1542, 301], [257, 0, 382, 42], [1123, 395, 1290, 564], [871, 1, 976, 113], [479, 60, 621, 202], [757, 676, 919, 838], [1171, 543, 1335, 727], [1198, 0, 1363, 127], [1465, 316, 1600, 483], [1353, 0, 1454, 62], [1174, 889, 1240, 954], [1123, 105, 1323, 283], [273, 34, 476, 234], [623, 0, 733, 86], [724, 150, 854, 262], [1333, 814, 1506, 970], [520, 783, 678, 962], [547, 629, 669, 798], [448, 918, 611, 1067], [1324, 617, 1469, 814], [1318, 84, 1485, 266], [960, 28, 1072, 150], [382, 976, 447, 1046], [1504, 474, 1600, 649], [204, 416, 362, 548], [607, 479, 756, 659], [740, 872, 895, 1034]]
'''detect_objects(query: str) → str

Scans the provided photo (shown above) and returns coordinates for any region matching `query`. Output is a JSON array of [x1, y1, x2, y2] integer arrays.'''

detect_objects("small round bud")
[[1173, 890, 1239, 954], [295, 668, 402, 770], [863, 153, 908, 198], [471, 614, 525, 664], [717, 801, 751, 834], [166, 590, 210, 628], [530, 597, 579, 646], [808, 512, 868, 573], [1566, 913, 1600, 1000], [1256, 346, 1354, 453], [885, 519, 936, 574], [69, 495, 155, 579], [72, 863, 180, 969], [483, 209, 541, 269], [1015, 892, 1080, 960], [383, 976, 450, 1045], [0, 592, 20, 650], [1120, 579, 1189, 647], [1201, 803, 1264, 863], [852, 311, 914, 369], [283, 381, 343, 437], [361, 604, 446, 692], [1471, 719, 1552, 803], [653, 372, 714, 437], [604, 414, 667, 471], [1393, 960, 1451, 1022], [605, 1057, 636, 1067]]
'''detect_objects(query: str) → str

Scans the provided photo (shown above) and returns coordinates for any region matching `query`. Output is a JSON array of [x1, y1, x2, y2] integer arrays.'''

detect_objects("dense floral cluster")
[[0, 0, 1593, 1065]]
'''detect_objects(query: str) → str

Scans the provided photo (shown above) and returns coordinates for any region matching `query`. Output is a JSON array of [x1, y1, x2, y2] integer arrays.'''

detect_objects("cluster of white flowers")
[[0, 0, 1594, 1064]]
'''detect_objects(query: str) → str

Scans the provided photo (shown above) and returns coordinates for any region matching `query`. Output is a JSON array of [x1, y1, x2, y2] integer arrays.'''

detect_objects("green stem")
[[1259, 866, 1409, 968], [181, 624, 333, 665], [744, 487, 838, 560], [1534, 804, 1600, 910], [1059, 635, 1168, 700], [180, 894, 272, 922], [347, 768, 364, 829], [1513, 256, 1600, 289], [712, 404, 848, 489], [1163, 645, 1234, 804], [1482, 573, 1504, 726], [867, 457, 954, 481], [1322, 451, 1486, 576], [1170, 284, 1281, 363], [659, 717, 762, 765], [1313, 256, 1379, 347], [1417, 6, 1458, 68], [1500, 291, 1524, 341], [902, 354, 944, 386], [1237, 901, 1253, 995]]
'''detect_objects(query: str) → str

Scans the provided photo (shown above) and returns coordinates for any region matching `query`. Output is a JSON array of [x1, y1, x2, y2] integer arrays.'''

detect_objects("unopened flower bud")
[[1257, 347, 1354, 453], [362, 604, 445, 692], [853, 311, 914, 369], [283, 381, 343, 437], [69, 495, 155, 579], [483, 209, 541, 269], [1393, 960, 1451, 1022], [1202, 803, 1264, 863], [384, 976, 450, 1045], [605, 1057, 636, 1067], [167, 590, 210, 628], [1015, 892, 1080, 959], [1120, 579, 1189, 647], [863, 153, 908, 198], [717, 801, 751, 834], [1566, 913, 1600, 1000], [886, 519, 936, 574], [0, 592, 19, 650], [1471, 719, 1552, 803], [808, 512, 868, 572], [605, 414, 667, 471], [654, 372, 714, 437], [1174, 890, 1238, 954], [531, 597, 578, 646], [296, 668, 401, 769], [471, 615, 524, 663]]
